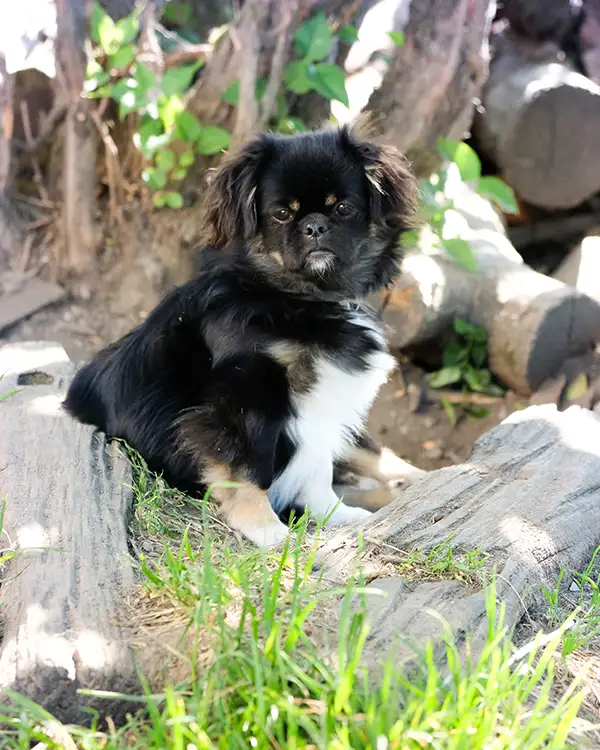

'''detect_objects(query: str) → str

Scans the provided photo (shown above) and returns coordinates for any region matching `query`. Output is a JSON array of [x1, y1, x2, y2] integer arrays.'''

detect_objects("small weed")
[[541, 566, 566, 625], [397, 534, 490, 585], [0, 372, 21, 403], [428, 318, 505, 422], [540, 544, 600, 658]]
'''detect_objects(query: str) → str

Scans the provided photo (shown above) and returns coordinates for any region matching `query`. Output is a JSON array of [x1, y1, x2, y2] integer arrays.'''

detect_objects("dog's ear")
[[201, 135, 270, 246], [341, 125, 419, 231]]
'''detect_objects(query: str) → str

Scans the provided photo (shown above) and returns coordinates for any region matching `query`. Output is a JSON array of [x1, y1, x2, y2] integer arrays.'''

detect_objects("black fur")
[[64, 126, 417, 521]]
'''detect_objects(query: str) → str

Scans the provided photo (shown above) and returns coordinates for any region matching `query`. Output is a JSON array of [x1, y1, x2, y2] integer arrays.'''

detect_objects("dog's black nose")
[[301, 216, 328, 237]]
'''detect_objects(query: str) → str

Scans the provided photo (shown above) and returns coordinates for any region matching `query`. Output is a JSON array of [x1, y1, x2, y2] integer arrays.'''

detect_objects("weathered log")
[[553, 230, 600, 303], [474, 28, 600, 209], [318, 404, 600, 665], [382, 180, 600, 395], [0, 342, 142, 723]]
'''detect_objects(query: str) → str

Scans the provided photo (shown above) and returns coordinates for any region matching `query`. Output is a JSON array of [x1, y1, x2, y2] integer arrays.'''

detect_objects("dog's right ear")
[[201, 135, 270, 247]]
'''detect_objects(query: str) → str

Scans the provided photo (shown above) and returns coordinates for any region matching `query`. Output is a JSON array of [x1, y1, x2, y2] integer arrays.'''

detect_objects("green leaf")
[[155, 149, 175, 172], [453, 317, 476, 336], [442, 342, 466, 367], [427, 366, 462, 388], [440, 396, 457, 425], [84, 68, 111, 95], [115, 12, 140, 45], [471, 342, 487, 368], [175, 111, 203, 141], [477, 175, 519, 214], [97, 13, 119, 54], [388, 31, 405, 47], [135, 116, 166, 156], [221, 78, 267, 106], [567, 372, 589, 401], [221, 81, 239, 106], [339, 24, 359, 44], [178, 151, 195, 168], [166, 191, 184, 209], [159, 94, 184, 131], [172, 168, 187, 181], [467, 406, 491, 419], [295, 12, 333, 61], [197, 126, 231, 155], [443, 238, 478, 273], [276, 117, 306, 134], [284, 60, 314, 94], [437, 138, 481, 182], [142, 167, 167, 190], [153, 191, 167, 208], [108, 44, 135, 69], [161, 62, 202, 97], [90, 3, 106, 44], [134, 62, 156, 93], [312, 63, 349, 106], [110, 79, 145, 118]]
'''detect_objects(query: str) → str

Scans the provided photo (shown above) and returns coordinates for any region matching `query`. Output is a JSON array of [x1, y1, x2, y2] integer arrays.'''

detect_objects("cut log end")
[[502, 78, 600, 209]]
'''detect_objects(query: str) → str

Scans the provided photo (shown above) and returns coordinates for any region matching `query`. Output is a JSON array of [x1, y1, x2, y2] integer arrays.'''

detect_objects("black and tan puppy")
[[64, 125, 420, 547]]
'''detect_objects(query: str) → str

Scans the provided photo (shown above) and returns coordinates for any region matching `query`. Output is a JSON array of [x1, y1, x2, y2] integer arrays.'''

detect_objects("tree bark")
[[0, 53, 24, 272], [364, 0, 497, 177], [318, 404, 600, 669], [55, 0, 98, 285]]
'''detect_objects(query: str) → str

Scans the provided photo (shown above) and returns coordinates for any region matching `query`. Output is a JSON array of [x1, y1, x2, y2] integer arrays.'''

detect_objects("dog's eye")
[[335, 202, 355, 217], [273, 207, 292, 223]]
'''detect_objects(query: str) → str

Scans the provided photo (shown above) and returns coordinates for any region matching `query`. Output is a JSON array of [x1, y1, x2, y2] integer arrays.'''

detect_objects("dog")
[[64, 124, 421, 548]]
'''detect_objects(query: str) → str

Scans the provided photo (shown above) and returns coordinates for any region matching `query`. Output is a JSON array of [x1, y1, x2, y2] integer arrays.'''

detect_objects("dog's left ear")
[[341, 126, 419, 231], [201, 135, 271, 247]]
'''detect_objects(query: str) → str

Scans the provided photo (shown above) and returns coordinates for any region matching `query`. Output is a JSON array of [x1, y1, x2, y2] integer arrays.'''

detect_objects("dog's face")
[[202, 127, 418, 298]]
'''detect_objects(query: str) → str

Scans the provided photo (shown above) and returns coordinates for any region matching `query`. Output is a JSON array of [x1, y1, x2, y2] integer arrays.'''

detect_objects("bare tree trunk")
[[55, 0, 98, 287], [0, 52, 23, 272], [365, 0, 497, 176]]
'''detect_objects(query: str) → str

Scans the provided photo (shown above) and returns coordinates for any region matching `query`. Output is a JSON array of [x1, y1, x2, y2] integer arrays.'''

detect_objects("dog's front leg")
[[176, 354, 292, 549], [269, 453, 372, 528]]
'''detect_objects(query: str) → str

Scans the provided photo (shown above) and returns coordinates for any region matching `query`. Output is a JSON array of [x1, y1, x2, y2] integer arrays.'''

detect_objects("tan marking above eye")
[[289, 199, 300, 211], [325, 194, 337, 206]]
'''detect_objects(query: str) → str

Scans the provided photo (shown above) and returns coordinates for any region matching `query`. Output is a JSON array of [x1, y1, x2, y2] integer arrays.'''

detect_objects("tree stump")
[[474, 28, 600, 209], [382, 181, 600, 394], [318, 403, 600, 665]]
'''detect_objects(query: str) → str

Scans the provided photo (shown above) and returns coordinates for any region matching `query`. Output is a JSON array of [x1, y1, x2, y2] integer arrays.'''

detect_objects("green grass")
[[0, 459, 593, 749], [395, 534, 490, 586], [541, 544, 600, 659]]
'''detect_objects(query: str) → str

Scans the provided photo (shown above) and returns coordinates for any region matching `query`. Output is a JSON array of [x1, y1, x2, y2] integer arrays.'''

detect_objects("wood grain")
[[318, 404, 600, 665], [0, 341, 139, 723]]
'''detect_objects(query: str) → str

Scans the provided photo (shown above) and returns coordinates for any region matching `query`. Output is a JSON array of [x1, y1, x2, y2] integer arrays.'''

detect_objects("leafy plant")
[[86, 2, 230, 208], [409, 138, 519, 272], [428, 318, 504, 410]]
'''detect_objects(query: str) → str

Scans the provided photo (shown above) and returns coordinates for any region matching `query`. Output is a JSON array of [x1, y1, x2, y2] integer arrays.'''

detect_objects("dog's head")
[[201, 126, 418, 297]]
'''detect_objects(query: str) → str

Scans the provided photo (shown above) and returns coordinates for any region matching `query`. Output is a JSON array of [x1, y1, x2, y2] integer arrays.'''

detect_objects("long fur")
[[64, 125, 419, 547]]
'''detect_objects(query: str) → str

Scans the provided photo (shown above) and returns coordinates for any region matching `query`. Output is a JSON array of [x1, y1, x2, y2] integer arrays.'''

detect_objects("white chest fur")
[[268, 311, 396, 520]]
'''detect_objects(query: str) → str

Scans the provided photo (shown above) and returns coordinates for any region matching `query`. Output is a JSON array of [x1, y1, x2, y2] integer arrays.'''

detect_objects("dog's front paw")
[[326, 503, 372, 527], [244, 519, 291, 549]]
